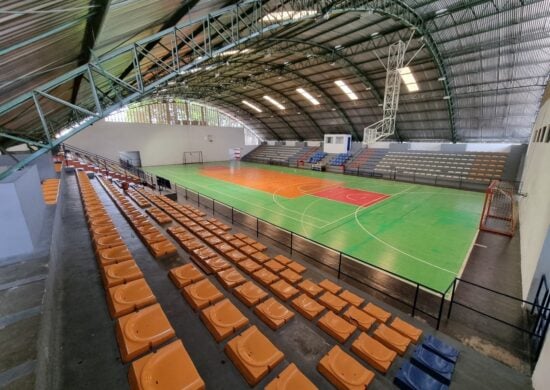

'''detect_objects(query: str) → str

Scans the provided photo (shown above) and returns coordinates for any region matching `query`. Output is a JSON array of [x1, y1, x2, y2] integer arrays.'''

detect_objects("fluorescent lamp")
[[398, 66, 420, 93], [371, 32, 379, 37], [438, 76, 446, 81], [443, 95, 451, 100], [335, 80, 359, 100], [435, 8, 448, 15], [296, 88, 320, 105], [217, 49, 251, 57], [263, 95, 285, 110], [242, 100, 262, 113]]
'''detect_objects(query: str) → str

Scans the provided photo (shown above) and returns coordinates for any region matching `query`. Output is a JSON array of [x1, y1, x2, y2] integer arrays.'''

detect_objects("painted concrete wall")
[[0, 152, 55, 181], [68, 119, 256, 166], [371, 141, 515, 152], [0, 165, 46, 259], [522, 83, 550, 390]]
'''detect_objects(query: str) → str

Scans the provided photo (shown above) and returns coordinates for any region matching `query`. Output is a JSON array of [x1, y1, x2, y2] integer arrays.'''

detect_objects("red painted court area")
[[312, 187, 389, 207]]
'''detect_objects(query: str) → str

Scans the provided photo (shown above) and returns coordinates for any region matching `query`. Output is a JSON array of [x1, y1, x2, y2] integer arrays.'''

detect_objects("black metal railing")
[[174, 183, 447, 329], [156, 179, 546, 365]]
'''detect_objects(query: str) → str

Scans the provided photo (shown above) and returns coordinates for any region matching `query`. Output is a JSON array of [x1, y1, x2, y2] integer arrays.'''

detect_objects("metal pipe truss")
[[0, 0, 454, 180], [363, 40, 405, 145]]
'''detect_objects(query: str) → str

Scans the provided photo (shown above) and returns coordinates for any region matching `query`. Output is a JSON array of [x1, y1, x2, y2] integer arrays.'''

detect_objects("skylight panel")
[[262, 10, 317, 23], [263, 95, 285, 110], [398, 67, 420, 93], [296, 88, 320, 105], [334, 80, 359, 100], [242, 100, 262, 113]]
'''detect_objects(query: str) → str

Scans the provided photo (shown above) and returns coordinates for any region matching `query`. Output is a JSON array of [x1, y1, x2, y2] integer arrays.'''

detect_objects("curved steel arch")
[[0, 0, 455, 179]]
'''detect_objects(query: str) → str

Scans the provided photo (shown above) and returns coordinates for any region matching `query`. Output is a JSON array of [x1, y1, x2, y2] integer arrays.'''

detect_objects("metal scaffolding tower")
[[363, 40, 406, 145]]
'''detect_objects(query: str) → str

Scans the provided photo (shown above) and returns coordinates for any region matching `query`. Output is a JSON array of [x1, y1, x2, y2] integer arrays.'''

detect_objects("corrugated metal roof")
[[0, 0, 549, 145]]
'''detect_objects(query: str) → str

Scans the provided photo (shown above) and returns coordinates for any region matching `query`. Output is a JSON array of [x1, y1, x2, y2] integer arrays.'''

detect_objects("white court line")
[[318, 185, 415, 230], [353, 206, 456, 274]]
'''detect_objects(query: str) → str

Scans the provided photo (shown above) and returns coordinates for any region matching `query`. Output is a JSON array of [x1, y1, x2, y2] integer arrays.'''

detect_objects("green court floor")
[[145, 162, 484, 292]]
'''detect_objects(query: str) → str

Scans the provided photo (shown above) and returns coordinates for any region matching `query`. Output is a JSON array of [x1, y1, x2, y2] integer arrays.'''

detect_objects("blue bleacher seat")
[[394, 362, 449, 390], [423, 335, 459, 363], [308, 151, 327, 164], [411, 346, 454, 385]]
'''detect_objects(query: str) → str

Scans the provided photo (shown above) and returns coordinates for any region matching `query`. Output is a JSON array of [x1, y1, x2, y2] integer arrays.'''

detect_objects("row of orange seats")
[[97, 178, 178, 260], [76, 172, 205, 390], [42, 178, 60, 205], [139, 186, 428, 389]]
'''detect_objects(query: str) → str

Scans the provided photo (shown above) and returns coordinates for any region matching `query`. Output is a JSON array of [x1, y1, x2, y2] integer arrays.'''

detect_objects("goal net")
[[183, 151, 203, 164], [479, 180, 517, 237]]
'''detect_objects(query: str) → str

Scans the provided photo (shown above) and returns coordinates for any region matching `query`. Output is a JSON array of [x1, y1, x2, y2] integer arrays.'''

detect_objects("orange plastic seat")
[[273, 255, 293, 265], [142, 232, 165, 245], [265, 259, 286, 273], [94, 234, 124, 251], [319, 292, 348, 313], [225, 325, 284, 386], [243, 237, 256, 245], [265, 363, 317, 390], [225, 249, 248, 264], [339, 290, 365, 307], [270, 279, 299, 301], [216, 267, 246, 289], [252, 242, 267, 252], [389, 317, 423, 343], [317, 311, 357, 343], [234, 233, 248, 240], [229, 238, 246, 248], [214, 242, 233, 254], [251, 251, 270, 263], [318, 345, 375, 390], [351, 332, 397, 374], [91, 225, 118, 239], [254, 297, 294, 330], [203, 256, 231, 273], [233, 281, 268, 307], [319, 279, 342, 294], [237, 258, 262, 275], [98, 245, 133, 267], [149, 240, 177, 259], [363, 302, 391, 323], [115, 304, 176, 362], [240, 245, 258, 256], [279, 268, 303, 284], [220, 233, 235, 242], [180, 238, 204, 252], [196, 229, 213, 240], [342, 306, 376, 332], [102, 259, 143, 288], [252, 268, 280, 286], [291, 294, 325, 320], [373, 324, 411, 356], [182, 279, 224, 310], [297, 279, 323, 298], [205, 236, 222, 246], [168, 264, 205, 289], [287, 261, 307, 274], [188, 224, 205, 234], [128, 339, 205, 390], [107, 278, 157, 318], [191, 247, 218, 263], [200, 298, 250, 342]]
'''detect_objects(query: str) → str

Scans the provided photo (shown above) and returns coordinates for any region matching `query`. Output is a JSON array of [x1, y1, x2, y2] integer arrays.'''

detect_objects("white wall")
[[370, 141, 514, 152], [520, 84, 550, 389], [68, 119, 255, 166]]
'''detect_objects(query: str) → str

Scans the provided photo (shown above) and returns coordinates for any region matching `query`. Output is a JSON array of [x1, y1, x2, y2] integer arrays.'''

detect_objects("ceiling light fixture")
[[296, 88, 320, 105], [242, 100, 262, 112], [435, 8, 448, 15], [263, 95, 285, 110], [335, 80, 359, 100], [398, 67, 420, 92]]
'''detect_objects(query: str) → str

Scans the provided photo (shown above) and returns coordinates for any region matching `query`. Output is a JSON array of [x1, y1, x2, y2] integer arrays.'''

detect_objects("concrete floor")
[[0, 170, 534, 389]]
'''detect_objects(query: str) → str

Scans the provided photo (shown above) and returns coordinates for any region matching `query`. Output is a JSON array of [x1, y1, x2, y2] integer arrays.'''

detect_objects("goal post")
[[479, 180, 517, 237], [183, 151, 203, 165]]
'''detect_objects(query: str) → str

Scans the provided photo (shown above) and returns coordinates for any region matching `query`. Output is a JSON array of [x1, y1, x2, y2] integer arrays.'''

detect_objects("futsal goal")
[[183, 151, 203, 164], [479, 180, 517, 237]]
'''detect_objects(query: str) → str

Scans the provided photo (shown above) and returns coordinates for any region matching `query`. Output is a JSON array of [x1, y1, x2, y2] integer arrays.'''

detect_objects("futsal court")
[[146, 162, 485, 292]]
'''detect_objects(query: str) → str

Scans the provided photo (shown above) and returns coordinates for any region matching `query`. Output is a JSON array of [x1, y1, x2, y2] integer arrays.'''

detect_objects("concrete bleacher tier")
[[68, 168, 498, 389], [243, 144, 303, 164], [373, 150, 508, 182]]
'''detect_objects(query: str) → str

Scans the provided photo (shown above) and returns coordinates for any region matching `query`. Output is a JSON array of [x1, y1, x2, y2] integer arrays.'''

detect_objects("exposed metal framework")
[[1, 0, 549, 178]]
